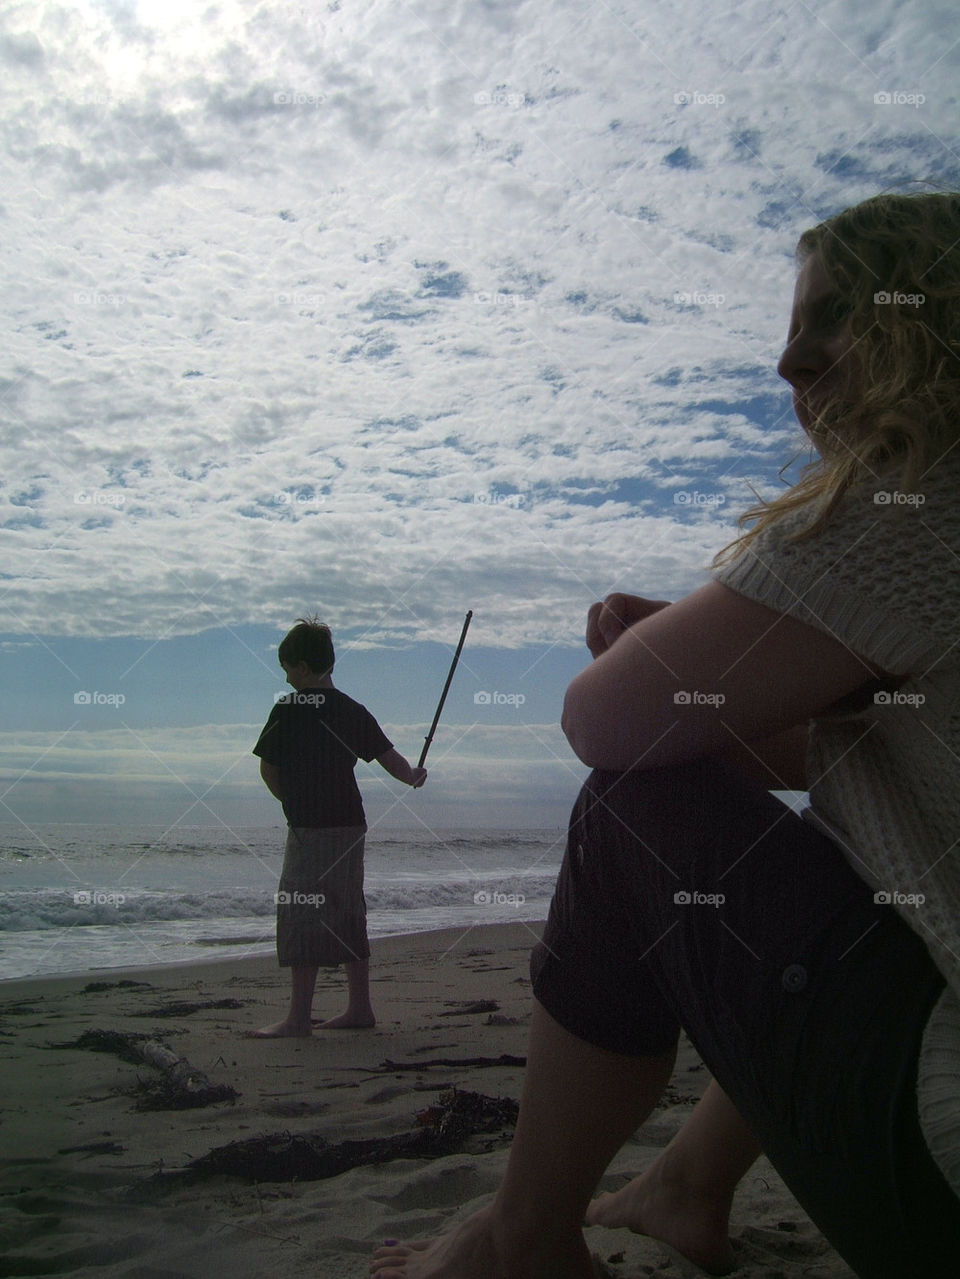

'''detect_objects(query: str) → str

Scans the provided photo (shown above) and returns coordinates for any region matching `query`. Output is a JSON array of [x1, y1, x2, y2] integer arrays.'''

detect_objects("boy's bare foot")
[[245, 1018, 312, 1038], [315, 1010, 376, 1029], [370, 1203, 596, 1277], [585, 1159, 735, 1276]]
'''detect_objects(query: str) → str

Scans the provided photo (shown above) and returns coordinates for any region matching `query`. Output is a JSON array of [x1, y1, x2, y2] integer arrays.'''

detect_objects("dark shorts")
[[531, 760, 960, 1278], [276, 825, 370, 967]]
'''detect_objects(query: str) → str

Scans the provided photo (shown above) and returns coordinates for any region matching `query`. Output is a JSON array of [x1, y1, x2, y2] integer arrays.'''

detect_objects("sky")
[[2, 0, 959, 835]]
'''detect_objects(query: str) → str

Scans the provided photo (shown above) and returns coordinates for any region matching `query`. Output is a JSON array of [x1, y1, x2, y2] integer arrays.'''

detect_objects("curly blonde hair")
[[714, 190, 960, 566]]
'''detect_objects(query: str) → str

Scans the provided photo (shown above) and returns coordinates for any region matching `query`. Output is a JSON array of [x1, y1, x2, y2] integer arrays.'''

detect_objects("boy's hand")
[[585, 593, 672, 659], [376, 748, 427, 788]]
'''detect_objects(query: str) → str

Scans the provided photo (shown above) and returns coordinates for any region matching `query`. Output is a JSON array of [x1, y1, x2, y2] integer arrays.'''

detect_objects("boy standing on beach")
[[249, 617, 426, 1038]]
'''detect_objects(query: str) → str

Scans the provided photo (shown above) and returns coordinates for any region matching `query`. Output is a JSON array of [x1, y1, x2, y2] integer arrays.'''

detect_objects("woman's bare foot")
[[315, 1010, 376, 1029], [585, 1157, 735, 1275], [370, 1203, 597, 1278], [244, 1018, 312, 1038]]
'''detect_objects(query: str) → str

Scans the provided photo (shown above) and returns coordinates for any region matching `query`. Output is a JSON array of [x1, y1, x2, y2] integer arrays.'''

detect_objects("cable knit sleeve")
[[713, 468, 958, 676], [714, 454, 960, 1202]]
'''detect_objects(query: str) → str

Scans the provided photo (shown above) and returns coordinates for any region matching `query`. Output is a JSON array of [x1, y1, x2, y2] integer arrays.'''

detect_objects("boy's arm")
[[376, 748, 427, 788], [259, 759, 283, 799]]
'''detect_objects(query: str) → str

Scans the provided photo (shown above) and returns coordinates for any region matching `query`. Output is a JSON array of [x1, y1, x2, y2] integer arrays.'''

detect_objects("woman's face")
[[777, 252, 860, 442]]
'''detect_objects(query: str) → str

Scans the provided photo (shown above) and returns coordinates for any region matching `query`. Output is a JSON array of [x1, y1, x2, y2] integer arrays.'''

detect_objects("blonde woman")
[[372, 192, 960, 1279]]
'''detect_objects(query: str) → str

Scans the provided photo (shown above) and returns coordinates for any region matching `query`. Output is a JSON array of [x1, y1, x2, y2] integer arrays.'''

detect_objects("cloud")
[[0, 30, 44, 66], [1, 0, 959, 658], [0, 719, 585, 829]]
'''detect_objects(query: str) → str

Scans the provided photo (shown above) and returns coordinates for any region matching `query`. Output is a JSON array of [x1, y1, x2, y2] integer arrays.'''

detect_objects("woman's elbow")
[[562, 687, 614, 769], [560, 699, 583, 762], [563, 680, 663, 771]]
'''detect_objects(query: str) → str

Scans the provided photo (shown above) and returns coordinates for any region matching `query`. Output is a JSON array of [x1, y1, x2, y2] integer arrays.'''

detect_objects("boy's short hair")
[[278, 616, 335, 675]]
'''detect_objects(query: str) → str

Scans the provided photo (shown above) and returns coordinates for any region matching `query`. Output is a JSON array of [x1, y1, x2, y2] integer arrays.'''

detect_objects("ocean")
[[0, 824, 564, 981]]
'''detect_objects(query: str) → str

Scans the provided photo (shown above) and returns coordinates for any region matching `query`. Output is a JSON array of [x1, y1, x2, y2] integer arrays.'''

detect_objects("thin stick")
[[418, 611, 473, 767]]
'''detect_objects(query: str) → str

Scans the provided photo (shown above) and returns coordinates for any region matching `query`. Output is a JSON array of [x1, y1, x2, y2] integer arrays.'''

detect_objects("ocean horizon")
[[0, 822, 563, 981]]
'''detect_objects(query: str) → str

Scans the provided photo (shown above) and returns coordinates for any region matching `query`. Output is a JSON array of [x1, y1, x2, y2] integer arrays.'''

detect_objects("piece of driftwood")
[[135, 1087, 517, 1192], [379, 1053, 526, 1071], [131, 998, 247, 1019], [67, 1028, 238, 1109], [0, 1001, 45, 1018], [58, 1140, 126, 1157], [437, 999, 500, 1016], [82, 979, 151, 993]]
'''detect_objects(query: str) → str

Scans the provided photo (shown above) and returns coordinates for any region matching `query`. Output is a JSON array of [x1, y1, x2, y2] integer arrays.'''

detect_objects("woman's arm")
[[562, 581, 885, 773], [714, 722, 811, 790]]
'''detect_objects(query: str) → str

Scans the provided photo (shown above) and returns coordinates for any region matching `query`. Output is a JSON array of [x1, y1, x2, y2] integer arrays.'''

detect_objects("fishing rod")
[[418, 610, 473, 767]]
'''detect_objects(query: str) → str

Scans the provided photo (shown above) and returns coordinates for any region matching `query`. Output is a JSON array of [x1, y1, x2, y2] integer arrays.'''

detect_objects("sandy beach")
[[0, 921, 854, 1278]]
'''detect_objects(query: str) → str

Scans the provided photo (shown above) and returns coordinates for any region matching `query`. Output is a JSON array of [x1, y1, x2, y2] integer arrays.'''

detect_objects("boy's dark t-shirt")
[[252, 687, 392, 828]]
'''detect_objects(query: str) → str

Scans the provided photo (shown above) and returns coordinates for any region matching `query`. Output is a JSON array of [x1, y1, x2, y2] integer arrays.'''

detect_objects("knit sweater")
[[713, 454, 960, 1198]]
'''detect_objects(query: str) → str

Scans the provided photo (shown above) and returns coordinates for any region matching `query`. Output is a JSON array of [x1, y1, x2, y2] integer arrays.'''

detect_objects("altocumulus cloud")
[[4, 0, 959, 648]]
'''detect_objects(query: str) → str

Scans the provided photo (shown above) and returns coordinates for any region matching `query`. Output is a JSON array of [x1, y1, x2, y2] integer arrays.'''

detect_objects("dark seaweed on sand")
[[136, 1088, 518, 1190]]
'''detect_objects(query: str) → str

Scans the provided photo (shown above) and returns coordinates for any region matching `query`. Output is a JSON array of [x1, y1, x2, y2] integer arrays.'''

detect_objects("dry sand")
[[0, 921, 854, 1278]]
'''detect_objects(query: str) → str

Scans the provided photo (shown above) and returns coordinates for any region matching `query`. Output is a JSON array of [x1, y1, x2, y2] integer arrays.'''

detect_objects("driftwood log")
[[437, 999, 500, 1016], [68, 1028, 238, 1109], [378, 1054, 526, 1071]]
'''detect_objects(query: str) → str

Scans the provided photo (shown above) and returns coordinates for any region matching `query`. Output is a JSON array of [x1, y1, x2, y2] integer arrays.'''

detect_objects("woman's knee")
[[579, 757, 755, 858]]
